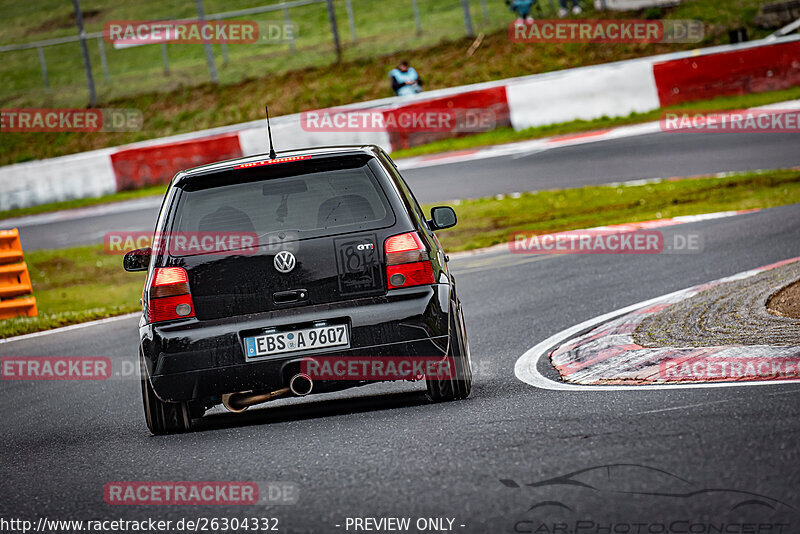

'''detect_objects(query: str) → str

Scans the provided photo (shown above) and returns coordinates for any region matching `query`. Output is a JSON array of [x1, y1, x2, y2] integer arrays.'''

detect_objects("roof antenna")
[[265, 106, 277, 159]]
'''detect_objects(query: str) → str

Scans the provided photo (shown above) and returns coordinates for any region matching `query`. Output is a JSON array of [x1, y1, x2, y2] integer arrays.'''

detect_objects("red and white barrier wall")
[[653, 39, 800, 106], [506, 58, 660, 129], [1, 35, 798, 211]]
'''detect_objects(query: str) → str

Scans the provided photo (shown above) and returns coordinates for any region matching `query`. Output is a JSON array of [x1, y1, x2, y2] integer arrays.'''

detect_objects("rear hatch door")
[[171, 155, 397, 321]]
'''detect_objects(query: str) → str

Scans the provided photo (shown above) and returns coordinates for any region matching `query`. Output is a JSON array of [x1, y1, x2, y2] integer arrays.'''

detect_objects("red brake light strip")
[[232, 155, 312, 169]]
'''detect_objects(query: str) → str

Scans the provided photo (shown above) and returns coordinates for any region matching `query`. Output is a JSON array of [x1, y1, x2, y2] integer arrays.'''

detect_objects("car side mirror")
[[123, 247, 152, 272], [429, 206, 457, 231]]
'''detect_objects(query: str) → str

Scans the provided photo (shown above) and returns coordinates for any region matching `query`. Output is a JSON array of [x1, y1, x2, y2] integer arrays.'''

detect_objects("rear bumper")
[[150, 336, 448, 402], [141, 284, 453, 402]]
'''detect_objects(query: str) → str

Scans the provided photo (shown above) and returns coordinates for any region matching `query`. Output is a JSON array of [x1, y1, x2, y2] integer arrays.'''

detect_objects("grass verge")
[[0, 246, 145, 339], [424, 169, 800, 252], [2, 169, 798, 339]]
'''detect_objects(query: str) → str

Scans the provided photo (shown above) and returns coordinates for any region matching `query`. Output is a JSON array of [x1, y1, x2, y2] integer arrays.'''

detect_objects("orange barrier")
[[0, 229, 38, 319]]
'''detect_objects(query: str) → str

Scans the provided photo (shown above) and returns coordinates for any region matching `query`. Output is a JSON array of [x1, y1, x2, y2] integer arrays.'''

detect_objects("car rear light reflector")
[[148, 267, 195, 323], [384, 232, 434, 289], [387, 261, 435, 289], [148, 294, 195, 323]]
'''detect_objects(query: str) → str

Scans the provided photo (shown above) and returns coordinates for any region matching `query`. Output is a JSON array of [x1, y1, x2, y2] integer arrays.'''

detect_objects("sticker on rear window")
[[334, 234, 381, 295]]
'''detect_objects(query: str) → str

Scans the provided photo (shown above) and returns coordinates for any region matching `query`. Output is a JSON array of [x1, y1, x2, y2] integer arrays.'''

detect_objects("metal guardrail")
[[0, 0, 325, 52], [0, 0, 493, 98], [767, 16, 800, 40], [0, 0, 330, 92]]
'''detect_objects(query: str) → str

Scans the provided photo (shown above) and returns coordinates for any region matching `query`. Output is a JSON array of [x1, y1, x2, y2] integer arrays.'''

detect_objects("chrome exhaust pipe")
[[221, 374, 313, 413], [222, 387, 291, 413], [289, 373, 313, 396]]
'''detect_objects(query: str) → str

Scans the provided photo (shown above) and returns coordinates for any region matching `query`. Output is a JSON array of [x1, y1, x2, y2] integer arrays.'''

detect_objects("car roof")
[[175, 145, 383, 184]]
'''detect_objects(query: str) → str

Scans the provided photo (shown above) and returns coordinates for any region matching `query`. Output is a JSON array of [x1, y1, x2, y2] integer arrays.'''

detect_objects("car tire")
[[140, 352, 192, 435], [427, 302, 472, 402]]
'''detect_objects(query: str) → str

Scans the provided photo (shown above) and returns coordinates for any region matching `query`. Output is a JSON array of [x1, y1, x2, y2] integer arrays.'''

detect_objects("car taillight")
[[385, 232, 435, 289], [147, 267, 195, 323]]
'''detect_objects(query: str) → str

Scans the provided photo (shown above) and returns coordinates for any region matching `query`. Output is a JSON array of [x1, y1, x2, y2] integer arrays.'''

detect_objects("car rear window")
[[171, 156, 394, 254]]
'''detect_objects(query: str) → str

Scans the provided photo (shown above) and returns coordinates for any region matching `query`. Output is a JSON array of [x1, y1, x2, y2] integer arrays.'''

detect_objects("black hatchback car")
[[124, 145, 472, 434]]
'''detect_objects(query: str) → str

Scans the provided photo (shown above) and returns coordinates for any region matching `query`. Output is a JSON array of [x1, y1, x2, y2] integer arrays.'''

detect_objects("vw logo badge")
[[274, 251, 296, 273]]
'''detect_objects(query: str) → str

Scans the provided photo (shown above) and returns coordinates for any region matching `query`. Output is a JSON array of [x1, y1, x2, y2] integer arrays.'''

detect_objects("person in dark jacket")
[[389, 61, 423, 97]]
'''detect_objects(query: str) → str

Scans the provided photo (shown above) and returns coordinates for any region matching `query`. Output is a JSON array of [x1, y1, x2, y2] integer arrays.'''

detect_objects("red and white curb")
[[515, 257, 800, 391]]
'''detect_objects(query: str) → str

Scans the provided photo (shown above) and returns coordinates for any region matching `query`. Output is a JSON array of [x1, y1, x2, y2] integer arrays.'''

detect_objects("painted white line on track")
[[635, 398, 748, 414], [0, 313, 139, 345], [633, 387, 800, 414], [514, 262, 800, 392]]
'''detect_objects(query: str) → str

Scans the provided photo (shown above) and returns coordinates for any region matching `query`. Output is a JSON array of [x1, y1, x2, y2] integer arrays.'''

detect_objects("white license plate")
[[245, 324, 349, 358]]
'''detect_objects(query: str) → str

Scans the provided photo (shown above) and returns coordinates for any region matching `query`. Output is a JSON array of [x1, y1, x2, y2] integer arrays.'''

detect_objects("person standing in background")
[[558, 0, 582, 17], [389, 61, 423, 97], [507, 0, 536, 23]]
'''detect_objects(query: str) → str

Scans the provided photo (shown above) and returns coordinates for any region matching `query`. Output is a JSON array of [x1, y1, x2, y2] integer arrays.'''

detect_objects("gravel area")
[[634, 260, 800, 347], [768, 279, 800, 318]]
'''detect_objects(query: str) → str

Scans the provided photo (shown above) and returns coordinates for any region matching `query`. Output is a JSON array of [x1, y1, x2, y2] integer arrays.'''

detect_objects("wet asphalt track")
[[2, 203, 800, 532]]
